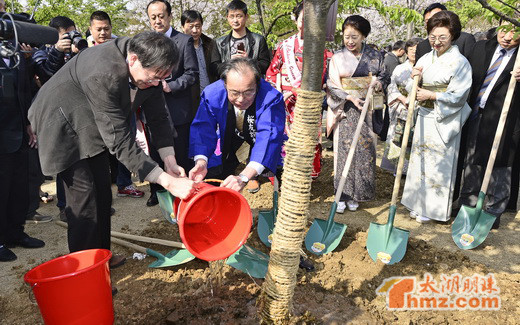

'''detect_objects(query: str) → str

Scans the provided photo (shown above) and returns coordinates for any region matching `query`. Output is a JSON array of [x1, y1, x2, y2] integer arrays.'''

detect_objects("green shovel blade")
[[147, 248, 195, 268], [156, 190, 177, 224], [452, 192, 496, 250], [257, 210, 275, 247], [226, 244, 269, 278], [257, 190, 278, 247], [366, 206, 409, 265], [305, 202, 347, 255]]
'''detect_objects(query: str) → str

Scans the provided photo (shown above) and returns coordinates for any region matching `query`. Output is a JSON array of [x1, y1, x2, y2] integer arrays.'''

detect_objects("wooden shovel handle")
[[110, 231, 185, 249], [391, 75, 420, 205], [110, 237, 147, 254], [334, 77, 377, 203], [480, 53, 520, 194]]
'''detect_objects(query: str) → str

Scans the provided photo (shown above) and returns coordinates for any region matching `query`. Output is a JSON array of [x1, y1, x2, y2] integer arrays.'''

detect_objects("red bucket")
[[174, 183, 252, 261], [24, 249, 114, 325]]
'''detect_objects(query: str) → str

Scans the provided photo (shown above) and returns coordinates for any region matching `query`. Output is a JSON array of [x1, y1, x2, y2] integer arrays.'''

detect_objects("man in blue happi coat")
[[189, 57, 285, 191]]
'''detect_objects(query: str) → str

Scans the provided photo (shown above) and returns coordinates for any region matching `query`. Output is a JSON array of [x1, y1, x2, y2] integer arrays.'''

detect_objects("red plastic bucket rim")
[[177, 184, 252, 261], [24, 249, 112, 285]]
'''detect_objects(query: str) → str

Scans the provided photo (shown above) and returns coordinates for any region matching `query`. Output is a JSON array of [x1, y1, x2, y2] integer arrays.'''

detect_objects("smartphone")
[[237, 42, 245, 52]]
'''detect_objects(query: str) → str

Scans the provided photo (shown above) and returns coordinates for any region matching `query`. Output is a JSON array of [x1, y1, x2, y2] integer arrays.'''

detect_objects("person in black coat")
[[28, 32, 195, 259], [0, 43, 46, 262], [146, 0, 199, 206], [415, 3, 475, 60], [458, 21, 520, 229]]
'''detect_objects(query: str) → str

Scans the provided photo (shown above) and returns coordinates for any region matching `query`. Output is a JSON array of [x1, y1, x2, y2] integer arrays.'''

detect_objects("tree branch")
[[265, 12, 292, 37], [474, 0, 520, 27], [495, 0, 520, 14]]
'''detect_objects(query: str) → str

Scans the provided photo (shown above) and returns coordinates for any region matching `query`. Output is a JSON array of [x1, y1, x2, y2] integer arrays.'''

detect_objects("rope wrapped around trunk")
[[259, 89, 324, 323]]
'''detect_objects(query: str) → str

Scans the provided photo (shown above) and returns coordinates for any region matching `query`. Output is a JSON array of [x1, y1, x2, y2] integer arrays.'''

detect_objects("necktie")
[[236, 109, 245, 133], [475, 49, 506, 108]]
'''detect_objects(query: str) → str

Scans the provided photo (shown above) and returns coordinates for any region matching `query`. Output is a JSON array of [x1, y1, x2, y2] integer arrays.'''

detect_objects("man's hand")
[[55, 33, 72, 53], [163, 155, 185, 177], [373, 80, 383, 92], [222, 175, 245, 192], [156, 172, 195, 199], [26, 125, 37, 148], [19, 43, 33, 59], [189, 159, 208, 182], [513, 67, 520, 82], [231, 50, 247, 59], [162, 80, 171, 93]]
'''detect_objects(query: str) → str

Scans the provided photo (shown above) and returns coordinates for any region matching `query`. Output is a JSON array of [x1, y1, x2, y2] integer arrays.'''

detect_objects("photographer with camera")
[[33, 16, 85, 84]]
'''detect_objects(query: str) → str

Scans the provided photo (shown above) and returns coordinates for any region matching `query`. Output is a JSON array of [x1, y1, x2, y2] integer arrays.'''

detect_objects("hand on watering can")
[[189, 159, 208, 182], [156, 172, 195, 200]]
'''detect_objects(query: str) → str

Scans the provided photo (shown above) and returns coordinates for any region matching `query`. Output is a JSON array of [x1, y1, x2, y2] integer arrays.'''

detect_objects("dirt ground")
[[1, 145, 519, 324]]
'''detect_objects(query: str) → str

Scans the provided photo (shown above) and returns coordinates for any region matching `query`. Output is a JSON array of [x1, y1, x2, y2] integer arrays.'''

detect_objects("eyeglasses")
[[227, 88, 256, 98], [428, 35, 450, 43]]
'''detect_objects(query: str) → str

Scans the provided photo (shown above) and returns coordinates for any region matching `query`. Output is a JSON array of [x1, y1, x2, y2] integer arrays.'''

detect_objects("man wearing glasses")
[[28, 32, 195, 259], [189, 58, 285, 191]]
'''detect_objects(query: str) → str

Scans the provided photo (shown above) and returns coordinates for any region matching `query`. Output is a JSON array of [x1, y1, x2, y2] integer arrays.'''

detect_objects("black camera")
[[63, 30, 88, 51]]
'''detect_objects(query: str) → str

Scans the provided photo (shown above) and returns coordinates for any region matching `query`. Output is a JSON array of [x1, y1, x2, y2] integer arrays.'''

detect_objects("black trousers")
[[459, 113, 513, 225], [60, 151, 112, 252], [0, 145, 29, 245], [27, 147, 45, 217]]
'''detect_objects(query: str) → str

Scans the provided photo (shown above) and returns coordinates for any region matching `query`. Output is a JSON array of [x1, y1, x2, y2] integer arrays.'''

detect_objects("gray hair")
[[128, 31, 179, 71], [220, 57, 261, 86]]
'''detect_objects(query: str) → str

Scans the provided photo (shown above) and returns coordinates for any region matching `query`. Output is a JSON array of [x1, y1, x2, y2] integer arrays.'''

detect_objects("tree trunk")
[[258, 0, 334, 323]]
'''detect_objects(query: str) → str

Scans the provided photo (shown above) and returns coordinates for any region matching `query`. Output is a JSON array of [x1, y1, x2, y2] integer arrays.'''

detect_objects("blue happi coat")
[[189, 79, 286, 173]]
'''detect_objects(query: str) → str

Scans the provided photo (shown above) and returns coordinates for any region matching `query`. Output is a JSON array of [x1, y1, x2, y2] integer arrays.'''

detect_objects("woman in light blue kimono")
[[401, 11, 472, 223], [327, 15, 389, 213]]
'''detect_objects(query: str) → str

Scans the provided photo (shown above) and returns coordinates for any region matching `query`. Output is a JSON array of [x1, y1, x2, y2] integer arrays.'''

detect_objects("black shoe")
[[110, 207, 116, 216], [0, 245, 17, 262], [146, 193, 158, 207], [112, 286, 118, 296], [6, 234, 45, 249], [299, 256, 315, 272], [26, 212, 53, 224]]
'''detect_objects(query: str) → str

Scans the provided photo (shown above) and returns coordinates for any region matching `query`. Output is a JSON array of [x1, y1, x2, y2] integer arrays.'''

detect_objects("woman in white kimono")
[[381, 37, 423, 174], [401, 11, 472, 223]]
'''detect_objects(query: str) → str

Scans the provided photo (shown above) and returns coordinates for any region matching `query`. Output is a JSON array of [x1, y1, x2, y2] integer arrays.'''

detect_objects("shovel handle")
[[110, 231, 186, 249], [391, 75, 420, 205], [335, 77, 377, 203], [110, 237, 148, 254], [480, 53, 520, 194]]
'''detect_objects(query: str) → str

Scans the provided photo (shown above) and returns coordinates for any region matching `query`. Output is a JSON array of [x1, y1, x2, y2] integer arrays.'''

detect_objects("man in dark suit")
[[1, 39, 47, 262], [146, 0, 198, 206], [458, 21, 520, 229], [415, 3, 475, 60], [28, 32, 195, 263]]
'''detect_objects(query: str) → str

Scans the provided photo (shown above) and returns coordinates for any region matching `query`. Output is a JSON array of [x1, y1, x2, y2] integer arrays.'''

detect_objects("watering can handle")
[[203, 179, 224, 183]]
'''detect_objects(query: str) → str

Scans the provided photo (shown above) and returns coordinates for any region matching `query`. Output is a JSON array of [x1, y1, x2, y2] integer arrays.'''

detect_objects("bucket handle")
[[27, 283, 38, 305]]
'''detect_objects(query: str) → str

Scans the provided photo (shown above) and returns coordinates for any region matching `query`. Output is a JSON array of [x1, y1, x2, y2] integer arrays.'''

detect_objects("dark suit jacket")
[[189, 33, 217, 119], [466, 38, 520, 167], [0, 55, 33, 154], [416, 31, 475, 61], [28, 37, 175, 181], [165, 29, 198, 126], [210, 28, 271, 77]]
